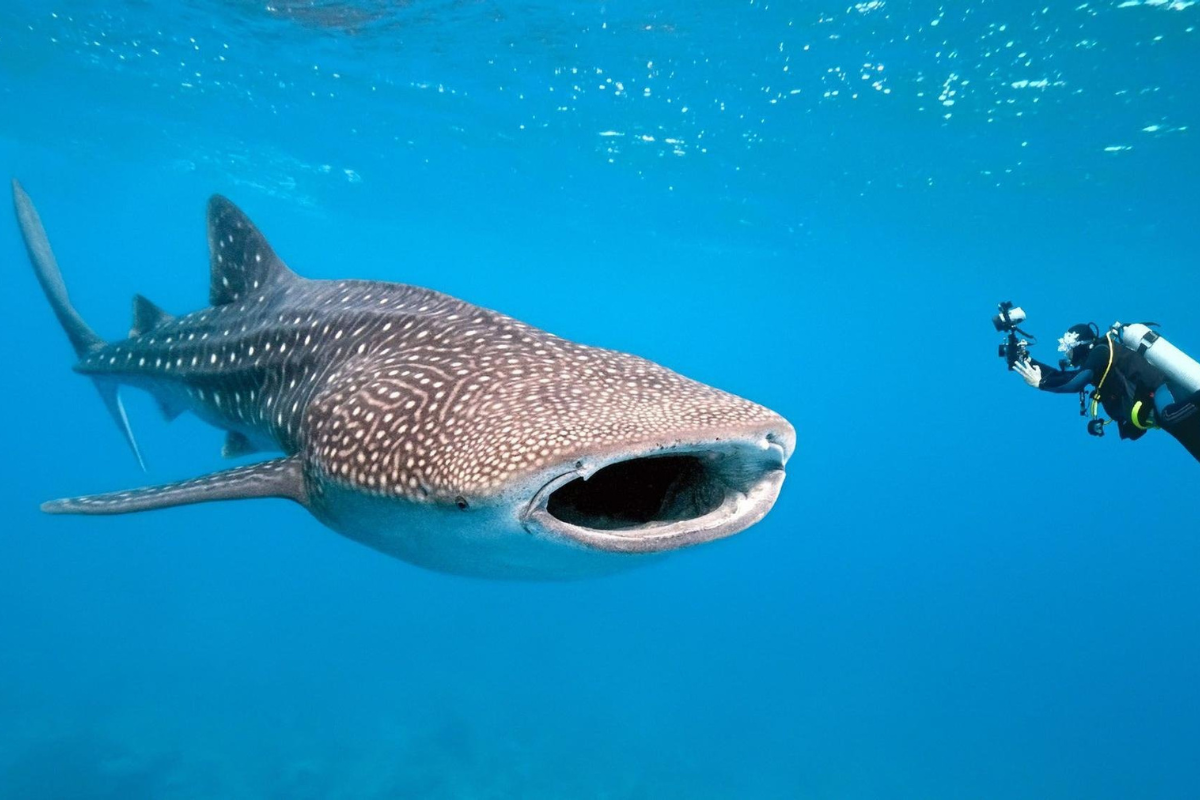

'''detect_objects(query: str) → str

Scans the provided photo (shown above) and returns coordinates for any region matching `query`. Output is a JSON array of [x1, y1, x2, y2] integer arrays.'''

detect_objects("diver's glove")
[[1014, 359, 1043, 388]]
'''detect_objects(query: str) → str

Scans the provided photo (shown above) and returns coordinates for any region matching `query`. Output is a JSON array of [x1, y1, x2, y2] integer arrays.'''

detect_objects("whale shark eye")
[[454, 496, 469, 511]]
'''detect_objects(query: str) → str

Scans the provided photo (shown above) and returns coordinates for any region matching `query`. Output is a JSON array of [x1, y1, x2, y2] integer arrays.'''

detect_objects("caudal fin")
[[12, 179, 145, 469]]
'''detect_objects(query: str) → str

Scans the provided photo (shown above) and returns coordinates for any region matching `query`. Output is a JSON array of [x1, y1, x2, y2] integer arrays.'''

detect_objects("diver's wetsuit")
[[1032, 342, 1200, 461]]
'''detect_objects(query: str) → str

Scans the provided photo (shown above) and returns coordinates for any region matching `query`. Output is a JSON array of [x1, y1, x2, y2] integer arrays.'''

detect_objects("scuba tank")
[[1116, 323, 1200, 395]]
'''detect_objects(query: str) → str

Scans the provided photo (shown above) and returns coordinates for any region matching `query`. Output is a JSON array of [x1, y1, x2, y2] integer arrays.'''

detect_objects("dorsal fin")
[[207, 196, 298, 306], [130, 294, 174, 337]]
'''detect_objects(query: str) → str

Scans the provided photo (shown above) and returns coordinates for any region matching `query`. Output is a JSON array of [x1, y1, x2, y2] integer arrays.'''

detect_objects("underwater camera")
[[993, 301, 1036, 369], [991, 301, 1026, 333]]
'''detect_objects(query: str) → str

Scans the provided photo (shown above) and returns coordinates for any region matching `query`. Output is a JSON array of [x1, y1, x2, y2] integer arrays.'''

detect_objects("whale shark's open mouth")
[[522, 436, 789, 553]]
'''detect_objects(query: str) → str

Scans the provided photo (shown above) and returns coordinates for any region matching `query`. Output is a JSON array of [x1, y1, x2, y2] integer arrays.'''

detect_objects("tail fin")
[[12, 179, 145, 470]]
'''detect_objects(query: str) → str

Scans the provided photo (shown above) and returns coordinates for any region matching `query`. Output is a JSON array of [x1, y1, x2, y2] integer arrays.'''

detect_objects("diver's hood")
[[1059, 323, 1098, 367]]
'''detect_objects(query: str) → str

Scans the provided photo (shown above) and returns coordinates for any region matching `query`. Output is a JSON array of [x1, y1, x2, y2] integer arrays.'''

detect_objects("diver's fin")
[[207, 195, 299, 306], [13, 179, 145, 470], [222, 431, 260, 459], [42, 456, 308, 515], [130, 293, 174, 337]]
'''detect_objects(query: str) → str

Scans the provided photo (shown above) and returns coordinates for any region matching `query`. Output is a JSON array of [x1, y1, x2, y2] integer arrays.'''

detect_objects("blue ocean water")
[[1, 0, 1198, 796]]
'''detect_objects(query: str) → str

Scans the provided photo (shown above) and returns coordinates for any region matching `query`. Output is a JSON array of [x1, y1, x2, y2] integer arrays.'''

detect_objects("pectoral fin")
[[42, 456, 307, 515]]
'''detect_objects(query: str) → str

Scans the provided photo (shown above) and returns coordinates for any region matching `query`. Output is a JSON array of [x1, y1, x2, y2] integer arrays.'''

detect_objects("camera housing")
[[992, 301, 1027, 332], [998, 338, 1030, 368], [993, 301, 1035, 370]]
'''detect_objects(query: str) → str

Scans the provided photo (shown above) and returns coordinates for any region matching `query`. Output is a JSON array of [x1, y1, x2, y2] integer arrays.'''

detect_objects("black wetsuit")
[[1034, 342, 1200, 461], [1158, 391, 1200, 462]]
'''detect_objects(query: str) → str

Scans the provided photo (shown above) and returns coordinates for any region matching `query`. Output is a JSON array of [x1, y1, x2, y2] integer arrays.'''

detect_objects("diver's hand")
[[1014, 359, 1042, 388]]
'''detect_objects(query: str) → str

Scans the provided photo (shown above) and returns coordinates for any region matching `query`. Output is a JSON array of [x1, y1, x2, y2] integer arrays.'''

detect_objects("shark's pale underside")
[[13, 180, 795, 578]]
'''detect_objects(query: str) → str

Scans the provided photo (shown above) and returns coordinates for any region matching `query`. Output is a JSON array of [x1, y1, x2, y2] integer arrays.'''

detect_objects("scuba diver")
[[1010, 320, 1200, 462]]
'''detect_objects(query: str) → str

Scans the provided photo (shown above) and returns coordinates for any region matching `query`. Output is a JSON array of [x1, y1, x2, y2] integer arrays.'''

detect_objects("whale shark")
[[13, 180, 795, 579]]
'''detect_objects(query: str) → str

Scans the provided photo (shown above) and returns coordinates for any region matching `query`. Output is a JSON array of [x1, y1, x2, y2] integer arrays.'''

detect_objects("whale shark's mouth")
[[522, 436, 789, 554]]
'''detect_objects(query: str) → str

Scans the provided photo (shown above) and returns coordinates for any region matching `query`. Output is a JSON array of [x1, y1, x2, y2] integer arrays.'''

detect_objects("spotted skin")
[[18, 183, 795, 578], [81, 274, 783, 504]]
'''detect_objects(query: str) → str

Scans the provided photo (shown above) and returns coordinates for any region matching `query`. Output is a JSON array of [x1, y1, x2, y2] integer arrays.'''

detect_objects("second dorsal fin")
[[207, 196, 299, 306], [130, 294, 174, 337]]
